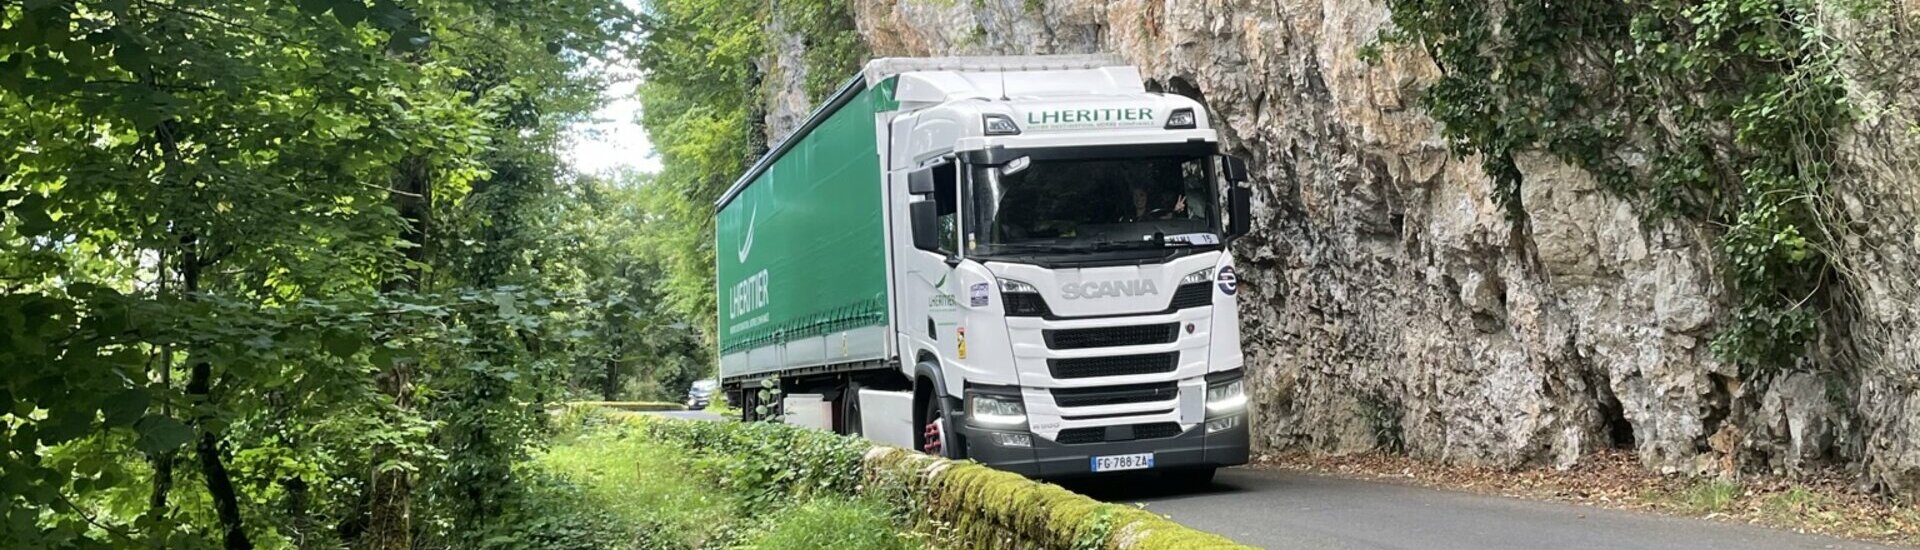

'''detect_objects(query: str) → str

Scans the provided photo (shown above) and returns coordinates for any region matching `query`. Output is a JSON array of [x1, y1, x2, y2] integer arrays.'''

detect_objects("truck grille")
[[1043, 323, 1179, 350], [1054, 422, 1186, 445], [1051, 382, 1178, 408], [1047, 352, 1178, 379], [1169, 282, 1212, 309]]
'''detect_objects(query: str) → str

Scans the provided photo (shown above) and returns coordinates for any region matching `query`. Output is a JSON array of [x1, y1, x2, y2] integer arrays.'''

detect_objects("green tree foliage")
[[630, 0, 866, 342], [0, 0, 702, 548], [547, 172, 706, 403]]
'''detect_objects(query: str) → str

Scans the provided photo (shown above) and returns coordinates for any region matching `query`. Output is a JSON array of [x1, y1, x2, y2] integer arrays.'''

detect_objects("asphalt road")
[[1060, 467, 1896, 550]]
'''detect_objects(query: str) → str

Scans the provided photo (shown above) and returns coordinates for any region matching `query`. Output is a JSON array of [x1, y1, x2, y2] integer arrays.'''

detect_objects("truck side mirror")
[[1223, 155, 1250, 183], [1228, 186, 1252, 239], [908, 165, 940, 195], [910, 200, 944, 252]]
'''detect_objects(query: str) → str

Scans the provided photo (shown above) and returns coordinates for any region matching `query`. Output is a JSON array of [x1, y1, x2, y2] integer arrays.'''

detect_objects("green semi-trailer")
[[716, 80, 893, 365], [715, 55, 1253, 481]]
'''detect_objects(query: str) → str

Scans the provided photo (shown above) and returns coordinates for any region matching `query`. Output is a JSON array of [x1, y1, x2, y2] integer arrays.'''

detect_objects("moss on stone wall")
[[604, 409, 1252, 549], [860, 447, 1250, 549]]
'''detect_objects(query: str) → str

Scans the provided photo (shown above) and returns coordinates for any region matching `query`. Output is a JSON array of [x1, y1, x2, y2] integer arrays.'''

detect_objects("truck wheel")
[[921, 396, 954, 458], [1164, 467, 1217, 486]]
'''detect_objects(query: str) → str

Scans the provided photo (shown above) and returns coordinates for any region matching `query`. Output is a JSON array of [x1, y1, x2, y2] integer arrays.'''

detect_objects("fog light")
[[1206, 415, 1240, 434], [992, 433, 1032, 447]]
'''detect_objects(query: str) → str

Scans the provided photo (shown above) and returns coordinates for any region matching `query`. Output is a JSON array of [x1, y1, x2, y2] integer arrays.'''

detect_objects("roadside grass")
[[533, 408, 910, 549], [703, 397, 740, 418], [537, 429, 740, 547], [1674, 479, 1743, 514], [743, 497, 913, 550]]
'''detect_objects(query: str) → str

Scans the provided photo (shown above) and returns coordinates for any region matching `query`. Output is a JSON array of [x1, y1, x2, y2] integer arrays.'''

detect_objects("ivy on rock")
[[1376, 0, 1852, 377]]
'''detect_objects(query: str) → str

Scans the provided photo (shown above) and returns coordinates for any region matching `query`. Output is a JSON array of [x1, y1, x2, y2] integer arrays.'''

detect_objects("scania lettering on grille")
[[1059, 279, 1159, 300]]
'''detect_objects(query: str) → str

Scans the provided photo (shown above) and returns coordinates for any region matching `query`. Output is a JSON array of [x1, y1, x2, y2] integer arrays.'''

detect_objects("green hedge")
[[605, 411, 1251, 550]]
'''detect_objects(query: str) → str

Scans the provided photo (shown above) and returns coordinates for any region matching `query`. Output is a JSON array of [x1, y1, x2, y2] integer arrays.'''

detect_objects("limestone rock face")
[[760, 0, 1920, 495]]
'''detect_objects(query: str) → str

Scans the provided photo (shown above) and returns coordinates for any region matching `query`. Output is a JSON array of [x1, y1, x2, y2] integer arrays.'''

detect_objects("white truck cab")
[[717, 55, 1251, 480]]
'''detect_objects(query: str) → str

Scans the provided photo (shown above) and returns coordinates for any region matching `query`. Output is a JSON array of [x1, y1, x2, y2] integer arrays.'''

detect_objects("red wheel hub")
[[922, 418, 944, 456]]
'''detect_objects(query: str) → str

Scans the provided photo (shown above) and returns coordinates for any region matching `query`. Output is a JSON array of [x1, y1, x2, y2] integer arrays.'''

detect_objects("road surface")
[[1062, 467, 1894, 550]]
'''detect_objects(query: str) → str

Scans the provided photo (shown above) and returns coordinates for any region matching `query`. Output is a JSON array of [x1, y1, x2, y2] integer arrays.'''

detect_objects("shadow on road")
[[1054, 471, 1248, 502]]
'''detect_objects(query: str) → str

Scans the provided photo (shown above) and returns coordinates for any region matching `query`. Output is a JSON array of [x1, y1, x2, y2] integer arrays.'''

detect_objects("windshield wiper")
[[985, 237, 1212, 255], [1083, 239, 1170, 251], [983, 243, 1084, 253]]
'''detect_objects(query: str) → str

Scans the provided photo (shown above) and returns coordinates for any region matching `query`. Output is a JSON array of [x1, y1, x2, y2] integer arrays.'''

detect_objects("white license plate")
[[1090, 453, 1155, 472]]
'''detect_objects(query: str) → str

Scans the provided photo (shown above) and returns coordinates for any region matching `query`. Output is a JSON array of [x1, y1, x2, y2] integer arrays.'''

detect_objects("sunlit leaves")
[[2, 0, 650, 546]]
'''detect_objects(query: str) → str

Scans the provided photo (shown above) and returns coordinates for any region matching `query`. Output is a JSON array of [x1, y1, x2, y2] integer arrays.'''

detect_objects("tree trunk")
[[283, 476, 311, 546], [368, 155, 431, 550], [604, 355, 619, 401], [181, 239, 254, 550], [148, 346, 174, 523]]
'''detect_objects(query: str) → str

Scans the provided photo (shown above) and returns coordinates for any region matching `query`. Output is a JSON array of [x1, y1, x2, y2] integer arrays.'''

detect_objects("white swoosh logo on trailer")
[[736, 205, 757, 264]]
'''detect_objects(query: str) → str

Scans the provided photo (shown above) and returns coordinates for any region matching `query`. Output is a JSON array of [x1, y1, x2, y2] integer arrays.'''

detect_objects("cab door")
[[896, 159, 963, 371]]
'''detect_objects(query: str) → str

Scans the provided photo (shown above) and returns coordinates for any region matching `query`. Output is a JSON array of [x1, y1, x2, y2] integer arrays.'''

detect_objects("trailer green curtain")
[[715, 82, 891, 355]]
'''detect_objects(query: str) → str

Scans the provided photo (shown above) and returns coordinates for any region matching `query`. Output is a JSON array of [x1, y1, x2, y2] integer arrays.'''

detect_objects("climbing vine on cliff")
[[773, 0, 869, 101], [1376, 0, 1855, 377]]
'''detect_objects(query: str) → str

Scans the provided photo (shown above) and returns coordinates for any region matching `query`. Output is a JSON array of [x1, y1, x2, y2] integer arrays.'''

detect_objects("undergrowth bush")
[[538, 423, 744, 548], [475, 473, 632, 550], [537, 407, 1251, 549], [745, 497, 913, 550], [529, 408, 899, 549], [630, 411, 869, 511]]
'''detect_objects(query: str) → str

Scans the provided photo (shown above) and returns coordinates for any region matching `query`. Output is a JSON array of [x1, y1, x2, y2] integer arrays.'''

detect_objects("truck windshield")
[[966, 155, 1219, 256]]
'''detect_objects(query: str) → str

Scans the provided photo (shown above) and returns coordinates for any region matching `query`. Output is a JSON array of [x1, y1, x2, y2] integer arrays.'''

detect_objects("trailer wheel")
[[739, 390, 752, 422], [839, 383, 863, 437]]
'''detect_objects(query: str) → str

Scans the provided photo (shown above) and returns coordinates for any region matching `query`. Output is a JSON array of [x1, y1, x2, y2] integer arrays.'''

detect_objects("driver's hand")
[[1174, 195, 1187, 214]]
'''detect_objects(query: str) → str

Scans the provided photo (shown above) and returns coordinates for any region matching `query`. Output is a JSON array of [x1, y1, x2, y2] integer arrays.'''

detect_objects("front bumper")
[[960, 413, 1249, 478]]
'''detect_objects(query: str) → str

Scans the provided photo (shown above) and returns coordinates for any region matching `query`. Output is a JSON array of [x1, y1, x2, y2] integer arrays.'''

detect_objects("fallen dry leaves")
[[1252, 450, 1920, 547]]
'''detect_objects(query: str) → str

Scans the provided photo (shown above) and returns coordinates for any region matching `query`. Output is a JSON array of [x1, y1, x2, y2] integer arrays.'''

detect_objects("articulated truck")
[[715, 55, 1252, 480]]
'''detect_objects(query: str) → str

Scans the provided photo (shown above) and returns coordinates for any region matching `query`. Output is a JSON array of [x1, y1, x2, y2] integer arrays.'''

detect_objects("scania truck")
[[715, 55, 1252, 480]]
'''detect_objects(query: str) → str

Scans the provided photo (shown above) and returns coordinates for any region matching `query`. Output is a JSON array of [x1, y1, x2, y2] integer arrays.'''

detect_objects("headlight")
[[1206, 378, 1246, 414], [998, 278, 1038, 294], [967, 394, 1027, 426], [1165, 108, 1197, 129], [983, 114, 1021, 135], [1179, 268, 1214, 286]]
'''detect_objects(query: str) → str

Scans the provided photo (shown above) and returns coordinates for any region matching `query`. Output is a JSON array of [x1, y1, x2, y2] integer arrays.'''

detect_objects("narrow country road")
[[1064, 467, 1895, 550]]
